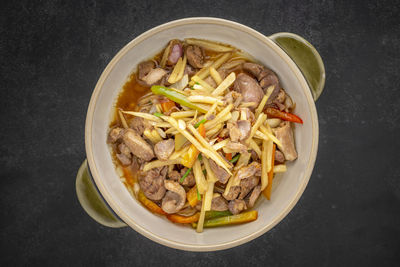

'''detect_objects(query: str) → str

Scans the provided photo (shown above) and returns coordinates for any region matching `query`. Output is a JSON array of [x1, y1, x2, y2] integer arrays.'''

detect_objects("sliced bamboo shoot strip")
[[118, 110, 128, 129], [168, 57, 183, 83], [203, 157, 218, 183], [246, 113, 266, 145], [185, 38, 234, 52], [209, 67, 222, 85], [212, 138, 230, 151], [167, 117, 230, 174], [249, 139, 262, 158], [187, 124, 232, 175], [121, 111, 163, 122], [160, 42, 172, 68], [205, 123, 223, 138], [261, 140, 270, 190], [204, 101, 219, 120], [211, 72, 236, 96], [143, 158, 181, 172], [274, 164, 287, 173], [259, 125, 283, 148], [170, 110, 196, 118], [191, 76, 215, 92], [193, 159, 208, 194], [204, 104, 233, 130], [255, 85, 275, 118], [187, 95, 224, 105], [190, 53, 232, 85], [176, 54, 187, 83]]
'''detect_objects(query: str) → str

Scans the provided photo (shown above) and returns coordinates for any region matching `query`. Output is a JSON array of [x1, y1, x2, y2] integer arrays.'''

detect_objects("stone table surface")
[[1, 0, 399, 266]]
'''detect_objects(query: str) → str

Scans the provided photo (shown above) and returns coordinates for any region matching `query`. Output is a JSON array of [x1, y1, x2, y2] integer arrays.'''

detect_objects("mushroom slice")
[[161, 180, 186, 214]]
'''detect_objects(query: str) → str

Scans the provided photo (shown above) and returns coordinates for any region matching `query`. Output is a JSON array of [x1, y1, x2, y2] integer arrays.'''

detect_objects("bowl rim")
[[85, 17, 319, 251]]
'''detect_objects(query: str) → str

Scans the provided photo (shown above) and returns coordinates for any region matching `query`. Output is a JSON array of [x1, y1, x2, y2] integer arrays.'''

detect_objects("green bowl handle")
[[75, 159, 127, 228], [269, 32, 326, 101]]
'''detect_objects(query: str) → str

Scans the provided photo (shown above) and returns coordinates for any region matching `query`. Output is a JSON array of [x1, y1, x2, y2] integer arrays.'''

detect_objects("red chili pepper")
[[265, 107, 303, 124]]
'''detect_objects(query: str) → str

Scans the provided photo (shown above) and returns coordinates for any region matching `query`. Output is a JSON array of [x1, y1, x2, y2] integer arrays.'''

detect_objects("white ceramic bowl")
[[81, 17, 323, 251]]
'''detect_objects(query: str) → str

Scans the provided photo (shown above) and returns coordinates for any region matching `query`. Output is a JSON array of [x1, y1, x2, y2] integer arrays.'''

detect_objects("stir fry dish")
[[107, 38, 302, 232]]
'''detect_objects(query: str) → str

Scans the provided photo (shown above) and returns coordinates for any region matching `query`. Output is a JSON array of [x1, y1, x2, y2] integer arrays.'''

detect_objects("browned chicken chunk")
[[122, 129, 154, 161], [154, 139, 175, 161], [273, 121, 297, 161]]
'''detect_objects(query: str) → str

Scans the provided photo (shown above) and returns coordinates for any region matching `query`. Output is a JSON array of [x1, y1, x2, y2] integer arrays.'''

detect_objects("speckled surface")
[[1, 0, 400, 266]]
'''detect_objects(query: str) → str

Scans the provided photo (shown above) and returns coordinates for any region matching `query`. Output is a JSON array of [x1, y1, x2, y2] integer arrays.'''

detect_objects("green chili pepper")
[[192, 210, 258, 228], [229, 154, 241, 163], [194, 119, 207, 128], [151, 85, 207, 113], [204, 210, 232, 220], [179, 168, 192, 183]]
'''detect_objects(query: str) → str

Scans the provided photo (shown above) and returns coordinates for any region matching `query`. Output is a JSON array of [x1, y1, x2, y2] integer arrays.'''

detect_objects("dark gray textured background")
[[1, 0, 400, 266]]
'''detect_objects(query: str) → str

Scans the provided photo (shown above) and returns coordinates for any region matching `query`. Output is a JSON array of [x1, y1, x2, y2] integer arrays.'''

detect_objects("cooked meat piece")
[[237, 120, 251, 141], [260, 73, 280, 92], [272, 121, 297, 161], [122, 129, 154, 161], [242, 62, 263, 77], [226, 141, 248, 153], [218, 128, 229, 139], [130, 155, 140, 173], [138, 61, 155, 80], [161, 180, 186, 214], [129, 117, 150, 136], [186, 45, 204, 68], [228, 120, 250, 142], [247, 185, 261, 208], [154, 139, 175, 161], [116, 153, 131, 166], [274, 150, 285, 164], [227, 122, 240, 142], [108, 127, 124, 143], [195, 200, 202, 211], [237, 162, 262, 180], [240, 108, 255, 123], [284, 94, 294, 111], [273, 100, 286, 111], [179, 167, 196, 187], [184, 64, 196, 76], [205, 75, 217, 88], [243, 62, 279, 88], [242, 62, 280, 104], [167, 41, 183, 65], [211, 196, 229, 211], [138, 167, 167, 201], [228, 199, 247, 215], [118, 143, 131, 157], [239, 176, 260, 199], [213, 184, 226, 194], [141, 68, 167, 87], [176, 205, 197, 217], [224, 91, 242, 107], [168, 170, 181, 181], [209, 159, 230, 184], [275, 89, 286, 103], [233, 73, 264, 107], [223, 185, 240, 200], [251, 150, 259, 161]]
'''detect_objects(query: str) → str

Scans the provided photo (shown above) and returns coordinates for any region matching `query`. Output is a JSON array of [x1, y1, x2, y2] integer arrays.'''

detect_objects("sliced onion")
[[170, 74, 189, 90]]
